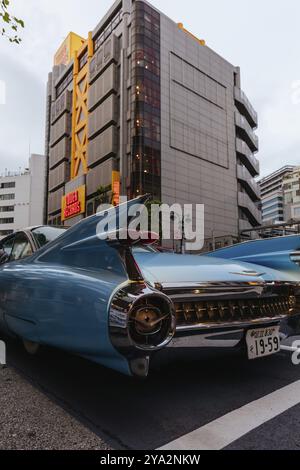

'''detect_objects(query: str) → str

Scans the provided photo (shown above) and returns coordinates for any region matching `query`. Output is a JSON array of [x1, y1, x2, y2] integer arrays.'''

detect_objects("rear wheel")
[[23, 340, 40, 355]]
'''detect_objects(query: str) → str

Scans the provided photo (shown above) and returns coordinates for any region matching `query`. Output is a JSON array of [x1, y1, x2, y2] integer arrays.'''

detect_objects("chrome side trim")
[[162, 281, 299, 300], [169, 329, 245, 349], [175, 316, 288, 332]]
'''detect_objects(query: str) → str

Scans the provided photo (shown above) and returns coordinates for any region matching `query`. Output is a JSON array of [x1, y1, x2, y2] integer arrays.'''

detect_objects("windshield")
[[31, 227, 67, 248]]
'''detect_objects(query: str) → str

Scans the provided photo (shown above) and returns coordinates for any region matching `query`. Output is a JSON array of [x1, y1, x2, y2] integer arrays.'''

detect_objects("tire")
[[23, 340, 40, 356]]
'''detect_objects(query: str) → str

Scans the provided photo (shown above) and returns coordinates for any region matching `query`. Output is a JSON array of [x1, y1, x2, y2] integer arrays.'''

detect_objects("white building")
[[259, 165, 296, 225], [283, 167, 300, 221], [0, 154, 46, 237]]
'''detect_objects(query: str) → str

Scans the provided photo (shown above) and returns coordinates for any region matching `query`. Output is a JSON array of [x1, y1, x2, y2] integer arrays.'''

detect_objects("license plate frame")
[[246, 326, 280, 360]]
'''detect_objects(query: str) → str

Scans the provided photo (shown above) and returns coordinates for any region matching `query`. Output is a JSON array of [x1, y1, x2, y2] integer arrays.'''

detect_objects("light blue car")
[[0, 196, 299, 377]]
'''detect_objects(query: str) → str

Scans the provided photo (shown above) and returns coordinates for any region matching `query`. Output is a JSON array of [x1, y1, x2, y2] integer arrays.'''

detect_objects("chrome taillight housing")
[[109, 283, 176, 354]]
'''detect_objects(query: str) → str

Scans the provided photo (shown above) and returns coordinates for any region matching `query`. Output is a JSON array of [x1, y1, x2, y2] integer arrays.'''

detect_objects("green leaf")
[[2, 12, 10, 23], [15, 18, 24, 28], [1, 0, 24, 45]]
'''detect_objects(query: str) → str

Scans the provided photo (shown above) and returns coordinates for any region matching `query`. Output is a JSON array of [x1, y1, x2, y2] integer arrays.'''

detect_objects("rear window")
[[32, 227, 67, 248]]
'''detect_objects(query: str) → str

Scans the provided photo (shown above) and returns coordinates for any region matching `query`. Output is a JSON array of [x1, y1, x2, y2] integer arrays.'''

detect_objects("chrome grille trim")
[[174, 296, 296, 329], [164, 282, 300, 331]]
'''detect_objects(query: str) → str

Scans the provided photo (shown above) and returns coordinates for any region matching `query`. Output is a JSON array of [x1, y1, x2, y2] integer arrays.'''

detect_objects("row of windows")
[[56, 71, 73, 99], [78, 51, 88, 71], [0, 206, 14, 213], [133, 59, 160, 77], [283, 183, 300, 191], [0, 182, 15, 189], [48, 216, 62, 226], [89, 39, 116, 79], [132, 152, 161, 176], [132, 136, 160, 152], [132, 28, 160, 46], [0, 194, 15, 201], [262, 210, 284, 219], [262, 203, 283, 215], [134, 80, 161, 109], [133, 47, 160, 63], [131, 1, 161, 200], [133, 2, 160, 22], [132, 115, 160, 142], [132, 102, 161, 120], [132, 34, 160, 53], [94, 9, 122, 52], [262, 196, 283, 208], [133, 66, 161, 85], [131, 22, 160, 37], [0, 218, 14, 224]]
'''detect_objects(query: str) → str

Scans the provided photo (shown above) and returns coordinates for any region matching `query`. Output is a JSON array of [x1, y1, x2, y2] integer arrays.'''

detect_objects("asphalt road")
[[3, 334, 300, 450]]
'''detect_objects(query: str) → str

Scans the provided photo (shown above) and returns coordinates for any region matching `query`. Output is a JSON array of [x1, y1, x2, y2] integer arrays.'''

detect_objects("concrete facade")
[[45, 0, 260, 246], [160, 13, 245, 241]]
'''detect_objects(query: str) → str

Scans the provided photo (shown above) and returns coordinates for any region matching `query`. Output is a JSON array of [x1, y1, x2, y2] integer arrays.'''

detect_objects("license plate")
[[246, 326, 280, 360]]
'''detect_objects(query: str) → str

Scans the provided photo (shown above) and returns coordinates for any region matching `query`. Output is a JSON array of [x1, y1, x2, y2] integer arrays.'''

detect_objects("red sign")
[[113, 181, 120, 206], [64, 190, 81, 219]]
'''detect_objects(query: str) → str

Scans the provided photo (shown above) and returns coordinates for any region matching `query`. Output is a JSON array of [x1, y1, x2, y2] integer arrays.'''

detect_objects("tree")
[[1, 0, 24, 44]]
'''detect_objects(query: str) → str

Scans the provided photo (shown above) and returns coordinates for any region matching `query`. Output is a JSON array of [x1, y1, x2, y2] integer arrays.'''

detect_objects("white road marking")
[[281, 345, 300, 353], [159, 379, 300, 450]]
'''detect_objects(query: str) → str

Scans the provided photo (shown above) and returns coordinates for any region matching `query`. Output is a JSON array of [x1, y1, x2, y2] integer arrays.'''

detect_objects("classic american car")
[[0, 195, 299, 378]]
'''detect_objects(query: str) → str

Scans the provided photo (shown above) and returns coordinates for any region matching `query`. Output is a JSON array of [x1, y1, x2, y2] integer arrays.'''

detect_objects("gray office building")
[[45, 0, 260, 247]]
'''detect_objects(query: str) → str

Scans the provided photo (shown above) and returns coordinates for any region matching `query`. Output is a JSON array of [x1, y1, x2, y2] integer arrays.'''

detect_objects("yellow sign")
[[54, 32, 85, 66], [112, 171, 121, 206], [177, 23, 206, 46], [61, 185, 86, 221]]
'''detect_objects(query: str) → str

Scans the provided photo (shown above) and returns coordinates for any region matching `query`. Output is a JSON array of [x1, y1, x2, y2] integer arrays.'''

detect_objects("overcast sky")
[[1, 0, 300, 177]]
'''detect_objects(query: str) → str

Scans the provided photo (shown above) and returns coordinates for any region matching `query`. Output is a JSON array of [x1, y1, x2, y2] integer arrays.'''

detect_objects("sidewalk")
[[0, 365, 112, 450]]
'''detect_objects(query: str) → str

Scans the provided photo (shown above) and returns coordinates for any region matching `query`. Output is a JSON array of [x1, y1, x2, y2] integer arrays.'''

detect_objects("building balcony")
[[235, 112, 259, 153], [237, 165, 261, 202], [238, 191, 262, 227], [234, 87, 258, 129], [236, 138, 259, 177]]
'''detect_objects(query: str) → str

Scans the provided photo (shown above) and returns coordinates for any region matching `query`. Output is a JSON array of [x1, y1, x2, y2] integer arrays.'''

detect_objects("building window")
[[0, 206, 14, 212], [0, 182, 15, 189], [79, 51, 88, 71], [130, 1, 161, 200], [56, 71, 73, 99], [0, 194, 15, 201], [49, 216, 62, 227], [0, 218, 14, 224], [94, 8, 122, 52], [0, 230, 13, 236]]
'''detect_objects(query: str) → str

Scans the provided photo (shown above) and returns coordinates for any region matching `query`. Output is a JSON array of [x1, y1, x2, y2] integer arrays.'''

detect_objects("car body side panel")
[[133, 251, 296, 284], [0, 262, 132, 376], [204, 235, 300, 277]]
